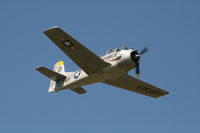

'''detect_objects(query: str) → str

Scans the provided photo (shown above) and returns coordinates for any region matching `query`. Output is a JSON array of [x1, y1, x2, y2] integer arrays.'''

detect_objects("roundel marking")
[[74, 70, 81, 79], [58, 67, 62, 72]]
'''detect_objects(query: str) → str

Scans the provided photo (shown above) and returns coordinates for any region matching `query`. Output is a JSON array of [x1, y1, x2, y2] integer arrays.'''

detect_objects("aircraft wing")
[[103, 74, 169, 98], [44, 27, 110, 75]]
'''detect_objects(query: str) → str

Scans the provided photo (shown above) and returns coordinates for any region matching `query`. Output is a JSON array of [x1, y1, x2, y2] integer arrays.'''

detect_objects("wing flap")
[[44, 27, 110, 75], [103, 74, 169, 98], [36, 66, 66, 82]]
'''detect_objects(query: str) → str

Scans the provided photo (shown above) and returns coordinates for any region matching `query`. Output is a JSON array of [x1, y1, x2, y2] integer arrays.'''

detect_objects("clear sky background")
[[0, 0, 199, 132]]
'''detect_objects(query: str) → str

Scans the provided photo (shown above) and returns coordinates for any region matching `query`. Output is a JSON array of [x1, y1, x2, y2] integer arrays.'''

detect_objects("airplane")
[[36, 26, 169, 98]]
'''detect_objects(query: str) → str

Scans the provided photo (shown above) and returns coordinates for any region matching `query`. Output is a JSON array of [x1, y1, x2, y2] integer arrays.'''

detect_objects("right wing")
[[103, 74, 169, 98], [44, 27, 110, 75]]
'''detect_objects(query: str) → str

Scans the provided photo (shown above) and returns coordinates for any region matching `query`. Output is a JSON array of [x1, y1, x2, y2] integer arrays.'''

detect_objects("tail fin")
[[36, 61, 66, 92], [49, 61, 65, 92], [53, 61, 65, 74]]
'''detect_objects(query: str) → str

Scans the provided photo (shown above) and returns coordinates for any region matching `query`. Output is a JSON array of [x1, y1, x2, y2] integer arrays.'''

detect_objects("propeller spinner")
[[129, 46, 148, 77]]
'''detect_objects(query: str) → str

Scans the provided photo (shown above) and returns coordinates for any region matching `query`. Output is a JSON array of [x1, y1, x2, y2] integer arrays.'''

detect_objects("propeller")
[[140, 46, 148, 55], [135, 62, 140, 77], [122, 44, 128, 50], [129, 46, 148, 77]]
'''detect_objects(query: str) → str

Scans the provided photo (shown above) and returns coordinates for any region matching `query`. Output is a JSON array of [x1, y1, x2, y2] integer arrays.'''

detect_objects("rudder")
[[53, 61, 65, 74]]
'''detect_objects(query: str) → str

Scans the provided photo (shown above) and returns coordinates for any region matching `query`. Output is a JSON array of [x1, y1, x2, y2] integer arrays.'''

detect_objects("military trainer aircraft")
[[36, 26, 169, 98]]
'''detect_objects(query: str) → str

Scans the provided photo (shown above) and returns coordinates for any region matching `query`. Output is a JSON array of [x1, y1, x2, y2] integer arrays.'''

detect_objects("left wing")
[[44, 27, 110, 75], [103, 74, 169, 98]]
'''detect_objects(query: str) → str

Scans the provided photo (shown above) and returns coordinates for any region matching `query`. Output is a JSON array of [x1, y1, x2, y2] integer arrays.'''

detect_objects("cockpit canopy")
[[106, 48, 121, 54]]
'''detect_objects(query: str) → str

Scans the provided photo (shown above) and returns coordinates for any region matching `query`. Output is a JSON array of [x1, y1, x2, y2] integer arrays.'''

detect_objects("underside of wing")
[[44, 27, 110, 75], [103, 74, 169, 98]]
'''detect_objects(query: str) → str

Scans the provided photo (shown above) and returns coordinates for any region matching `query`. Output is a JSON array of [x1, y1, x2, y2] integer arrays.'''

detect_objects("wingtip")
[[44, 26, 60, 33], [47, 26, 59, 30], [35, 66, 43, 69], [154, 91, 169, 98]]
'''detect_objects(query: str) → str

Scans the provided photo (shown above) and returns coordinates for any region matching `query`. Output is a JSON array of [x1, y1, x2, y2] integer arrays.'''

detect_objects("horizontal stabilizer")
[[71, 87, 87, 94], [36, 66, 66, 82]]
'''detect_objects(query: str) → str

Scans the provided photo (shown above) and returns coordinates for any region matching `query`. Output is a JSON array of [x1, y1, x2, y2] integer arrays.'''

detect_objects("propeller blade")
[[122, 44, 128, 50], [135, 63, 140, 77], [140, 46, 148, 55]]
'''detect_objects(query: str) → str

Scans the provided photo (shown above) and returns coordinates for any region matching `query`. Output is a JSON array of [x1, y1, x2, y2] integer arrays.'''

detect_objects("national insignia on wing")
[[61, 39, 74, 47]]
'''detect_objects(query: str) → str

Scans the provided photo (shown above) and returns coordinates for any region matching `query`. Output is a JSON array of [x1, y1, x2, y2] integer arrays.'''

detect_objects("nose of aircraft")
[[129, 47, 148, 77], [130, 49, 141, 77], [130, 49, 140, 63]]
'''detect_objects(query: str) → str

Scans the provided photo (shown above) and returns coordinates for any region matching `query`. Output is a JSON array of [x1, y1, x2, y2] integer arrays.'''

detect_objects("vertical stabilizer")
[[48, 61, 65, 92], [53, 61, 65, 74]]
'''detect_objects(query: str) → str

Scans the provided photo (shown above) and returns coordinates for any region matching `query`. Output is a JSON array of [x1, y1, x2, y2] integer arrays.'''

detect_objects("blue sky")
[[0, 0, 200, 132]]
